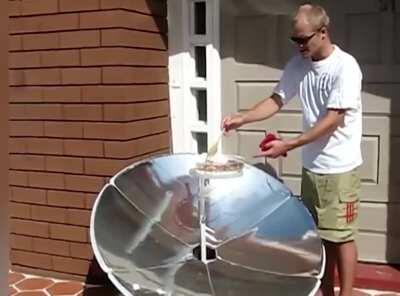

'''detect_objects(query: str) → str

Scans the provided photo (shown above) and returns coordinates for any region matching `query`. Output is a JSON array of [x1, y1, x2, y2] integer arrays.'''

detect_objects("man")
[[222, 4, 362, 296]]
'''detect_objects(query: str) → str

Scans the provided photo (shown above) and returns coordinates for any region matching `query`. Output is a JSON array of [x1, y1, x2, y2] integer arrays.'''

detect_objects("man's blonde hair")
[[295, 4, 330, 30]]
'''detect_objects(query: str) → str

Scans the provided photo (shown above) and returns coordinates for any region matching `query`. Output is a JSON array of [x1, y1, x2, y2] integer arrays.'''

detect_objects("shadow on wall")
[[146, 0, 169, 48]]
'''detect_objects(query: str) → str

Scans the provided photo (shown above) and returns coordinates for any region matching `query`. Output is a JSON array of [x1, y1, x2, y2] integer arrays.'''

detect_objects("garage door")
[[220, 0, 400, 263]]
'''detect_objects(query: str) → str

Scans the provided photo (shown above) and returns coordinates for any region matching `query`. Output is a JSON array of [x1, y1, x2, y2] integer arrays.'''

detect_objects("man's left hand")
[[255, 140, 290, 158]]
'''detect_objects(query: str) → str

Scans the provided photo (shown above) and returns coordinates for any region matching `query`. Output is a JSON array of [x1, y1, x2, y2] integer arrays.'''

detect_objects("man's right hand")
[[222, 113, 245, 132]]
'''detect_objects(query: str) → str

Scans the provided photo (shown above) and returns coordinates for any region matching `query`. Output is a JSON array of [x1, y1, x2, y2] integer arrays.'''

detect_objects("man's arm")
[[260, 108, 345, 158], [288, 108, 345, 149], [242, 93, 283, 124], [223, 93, 283, 131]]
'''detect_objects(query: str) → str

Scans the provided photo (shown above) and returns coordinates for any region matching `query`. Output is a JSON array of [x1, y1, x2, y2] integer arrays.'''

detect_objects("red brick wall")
[[9, 0, 170, 281]]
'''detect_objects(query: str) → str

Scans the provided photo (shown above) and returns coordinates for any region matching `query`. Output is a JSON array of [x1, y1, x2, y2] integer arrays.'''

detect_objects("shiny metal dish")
[[90, 153, 325, 296]]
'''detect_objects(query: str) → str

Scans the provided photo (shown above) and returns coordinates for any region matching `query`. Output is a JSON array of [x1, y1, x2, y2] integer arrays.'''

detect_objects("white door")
[[220, 0, 400, 263]]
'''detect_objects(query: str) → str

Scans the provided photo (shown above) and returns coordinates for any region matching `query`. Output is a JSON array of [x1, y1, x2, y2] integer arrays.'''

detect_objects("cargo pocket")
[[338, 170, 361, 228]]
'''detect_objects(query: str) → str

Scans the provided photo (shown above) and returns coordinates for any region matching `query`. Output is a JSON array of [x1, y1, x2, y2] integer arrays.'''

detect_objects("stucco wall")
[[8, 0, 170, 281]]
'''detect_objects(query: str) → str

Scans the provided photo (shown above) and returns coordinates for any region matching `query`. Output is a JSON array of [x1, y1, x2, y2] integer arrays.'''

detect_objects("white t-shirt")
[[274, 45, 363, 174]]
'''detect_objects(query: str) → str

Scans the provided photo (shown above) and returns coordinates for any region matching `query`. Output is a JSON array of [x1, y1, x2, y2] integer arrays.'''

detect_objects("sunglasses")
[[290, 32, 317, 45]]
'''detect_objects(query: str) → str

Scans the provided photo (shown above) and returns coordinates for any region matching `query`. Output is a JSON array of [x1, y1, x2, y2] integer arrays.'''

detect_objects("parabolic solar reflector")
[[90, 153, 325, 296]]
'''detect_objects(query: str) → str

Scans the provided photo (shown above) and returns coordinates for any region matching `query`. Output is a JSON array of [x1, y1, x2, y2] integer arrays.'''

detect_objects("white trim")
[[168, 0, 221, 153], [206, 0, 221, 147], [167, 0, 185, 152]]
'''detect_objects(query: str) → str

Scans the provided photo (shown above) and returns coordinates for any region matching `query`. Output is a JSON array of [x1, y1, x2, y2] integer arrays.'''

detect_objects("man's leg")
[[320, 240, 337, 296], [337, 240, 357, 296]]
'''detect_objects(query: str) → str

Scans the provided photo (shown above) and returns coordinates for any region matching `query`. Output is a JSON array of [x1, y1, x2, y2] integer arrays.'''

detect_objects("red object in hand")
[[259, 133, 287, 157]]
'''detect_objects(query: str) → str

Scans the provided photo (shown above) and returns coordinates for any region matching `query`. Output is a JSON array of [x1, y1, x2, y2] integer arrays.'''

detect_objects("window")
[[194, 2, 206, 35], [193, 132, 208, 153], [193, 89, 207, 122], [194, 46, 207, 78], [168, 0, 220, 153]]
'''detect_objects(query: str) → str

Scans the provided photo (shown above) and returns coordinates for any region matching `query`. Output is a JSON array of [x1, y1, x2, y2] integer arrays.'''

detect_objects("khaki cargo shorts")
[[301, 167, 361, 243]]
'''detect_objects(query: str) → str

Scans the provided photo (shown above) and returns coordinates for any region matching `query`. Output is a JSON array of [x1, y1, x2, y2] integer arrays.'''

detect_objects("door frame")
[[168, 0, 221, 153]]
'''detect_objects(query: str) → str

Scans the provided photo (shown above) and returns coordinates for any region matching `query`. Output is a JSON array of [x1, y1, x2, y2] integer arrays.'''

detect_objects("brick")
[[32, 237, 70, 256], [62, 104, 103, 121], [104, 132, 169, 158], [10, 14, 79, 34], [9, 171, 29, 186], [47, 190, 86, 208], [85, 193, 98, 209], [80, 48, 168, 66], [11, 250, 53, 270], [9, 104, 25, 119], [10, 234, 33, 251], [59, 30, 100, 48], [9, 1, 21, 16], [10, 202, 31, 219], [10, 121, 44, 137], [10, 154, 45, 171], [22, 32, 59, 50], [28, 172, 64, 190], [81, 84, 168, 103], [31, 205, 68, 223], [84, 117, 169, 140], [45, 156, 84, 174], [9, 52, 41, 68], [9, 138, 27, 153], [20, 0, 58, 16], [64, 139, 103, 157], [12, 266, 85, 282], [50, 224, 88, 242], [83, 122, 128, 139], [26, 138, 64, 155], [44, 122, 83, 138], [104, 101, 169, 121], [60, 0, 99, 12], [9, 35, 23, 51], [102, 66, 168, 84], [41, 50, 80, 67], [70, 242, 93, 259], [9, 87, 43, 102], [26, 104, 63, 119], [11, 104, 63, 120], [100, 0, 166, 16], [64, 175, 105, 192], [42, 86, 81, 102], [101, 28, 166, 49], [9, 70, 24, 86], [10, 186, 47, 205], [11, 69, 62, 86], [80, 10, 166, 32], [61, 68, 101, 85], [11, 218, 49, 238], [52, 256, 90, 275], [67, 209, 91, 226], [84, 158, 132, 176]]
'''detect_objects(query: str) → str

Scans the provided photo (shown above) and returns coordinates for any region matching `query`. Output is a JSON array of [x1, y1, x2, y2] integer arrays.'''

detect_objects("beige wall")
[[1, 0, 9, 294], [220, 0, 400, 263], [8, 0, 170, 281]]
